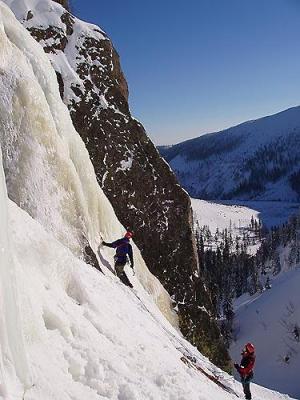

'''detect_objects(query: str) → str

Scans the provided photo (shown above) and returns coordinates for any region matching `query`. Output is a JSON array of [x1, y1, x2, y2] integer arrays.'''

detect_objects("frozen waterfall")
[[0, 147, 31, 397], [0, 2, 176, 327]]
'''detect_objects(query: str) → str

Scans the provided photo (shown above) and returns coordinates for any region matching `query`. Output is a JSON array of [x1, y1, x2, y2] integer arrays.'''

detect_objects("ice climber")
[[234, 342, 256, 400], [101, 230, 134, 288]]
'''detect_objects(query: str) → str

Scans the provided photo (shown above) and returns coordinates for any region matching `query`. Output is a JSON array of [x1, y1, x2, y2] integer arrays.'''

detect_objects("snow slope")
[[5, 190, 295, 400], [231, 268, 300, 399]]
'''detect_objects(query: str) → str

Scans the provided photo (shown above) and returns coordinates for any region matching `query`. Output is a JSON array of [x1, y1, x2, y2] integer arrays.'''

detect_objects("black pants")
[[115, 262, 133, 288], [241, 376, 252, 400]]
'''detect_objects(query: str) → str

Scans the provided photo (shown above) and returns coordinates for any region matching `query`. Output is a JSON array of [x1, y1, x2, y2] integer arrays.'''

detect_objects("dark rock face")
[[9, 0, 230, 369]]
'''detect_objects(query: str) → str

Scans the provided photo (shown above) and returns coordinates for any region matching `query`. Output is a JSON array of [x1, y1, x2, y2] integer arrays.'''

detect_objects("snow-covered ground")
[[7, 198, 294, 400], [193, 199, 300, 398], [191, 198, 261, 253], [192, 199, 260, 236], [192, 199, 299, 233], [231, 267, 300, 399], [4, 182, 296, 399], [192, 198, 300, 253]]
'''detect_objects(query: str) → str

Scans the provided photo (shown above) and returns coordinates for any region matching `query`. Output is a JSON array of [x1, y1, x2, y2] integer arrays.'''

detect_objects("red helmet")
[[245, 343, 255, 354], [125, 231, 133, 239]]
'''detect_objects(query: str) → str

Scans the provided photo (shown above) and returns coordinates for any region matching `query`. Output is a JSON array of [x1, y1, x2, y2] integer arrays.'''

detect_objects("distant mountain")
[[159, 107, 300, 201]]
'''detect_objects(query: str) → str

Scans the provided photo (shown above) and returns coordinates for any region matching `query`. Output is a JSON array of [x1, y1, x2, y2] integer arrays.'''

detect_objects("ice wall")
[[0, 148, 31, 397], [0, 2, 176, 326]]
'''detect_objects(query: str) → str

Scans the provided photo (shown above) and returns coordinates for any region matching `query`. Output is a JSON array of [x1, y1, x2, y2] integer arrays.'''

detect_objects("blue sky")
[[72, 0, 300, 145]]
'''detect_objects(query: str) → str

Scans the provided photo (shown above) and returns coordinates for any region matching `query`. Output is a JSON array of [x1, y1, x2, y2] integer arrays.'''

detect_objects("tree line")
[[195, 210, 300, 346]]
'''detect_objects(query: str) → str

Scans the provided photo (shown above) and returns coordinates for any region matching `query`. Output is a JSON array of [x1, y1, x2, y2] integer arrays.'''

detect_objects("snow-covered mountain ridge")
[[160, 106, 300, 201]]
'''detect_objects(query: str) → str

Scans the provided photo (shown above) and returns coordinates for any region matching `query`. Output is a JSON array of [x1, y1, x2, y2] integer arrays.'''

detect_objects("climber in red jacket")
[[234, 343, 255, 400]]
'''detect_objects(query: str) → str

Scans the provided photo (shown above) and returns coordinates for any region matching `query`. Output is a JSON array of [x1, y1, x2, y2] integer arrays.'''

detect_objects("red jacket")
[[237, 352, 255, 377]]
